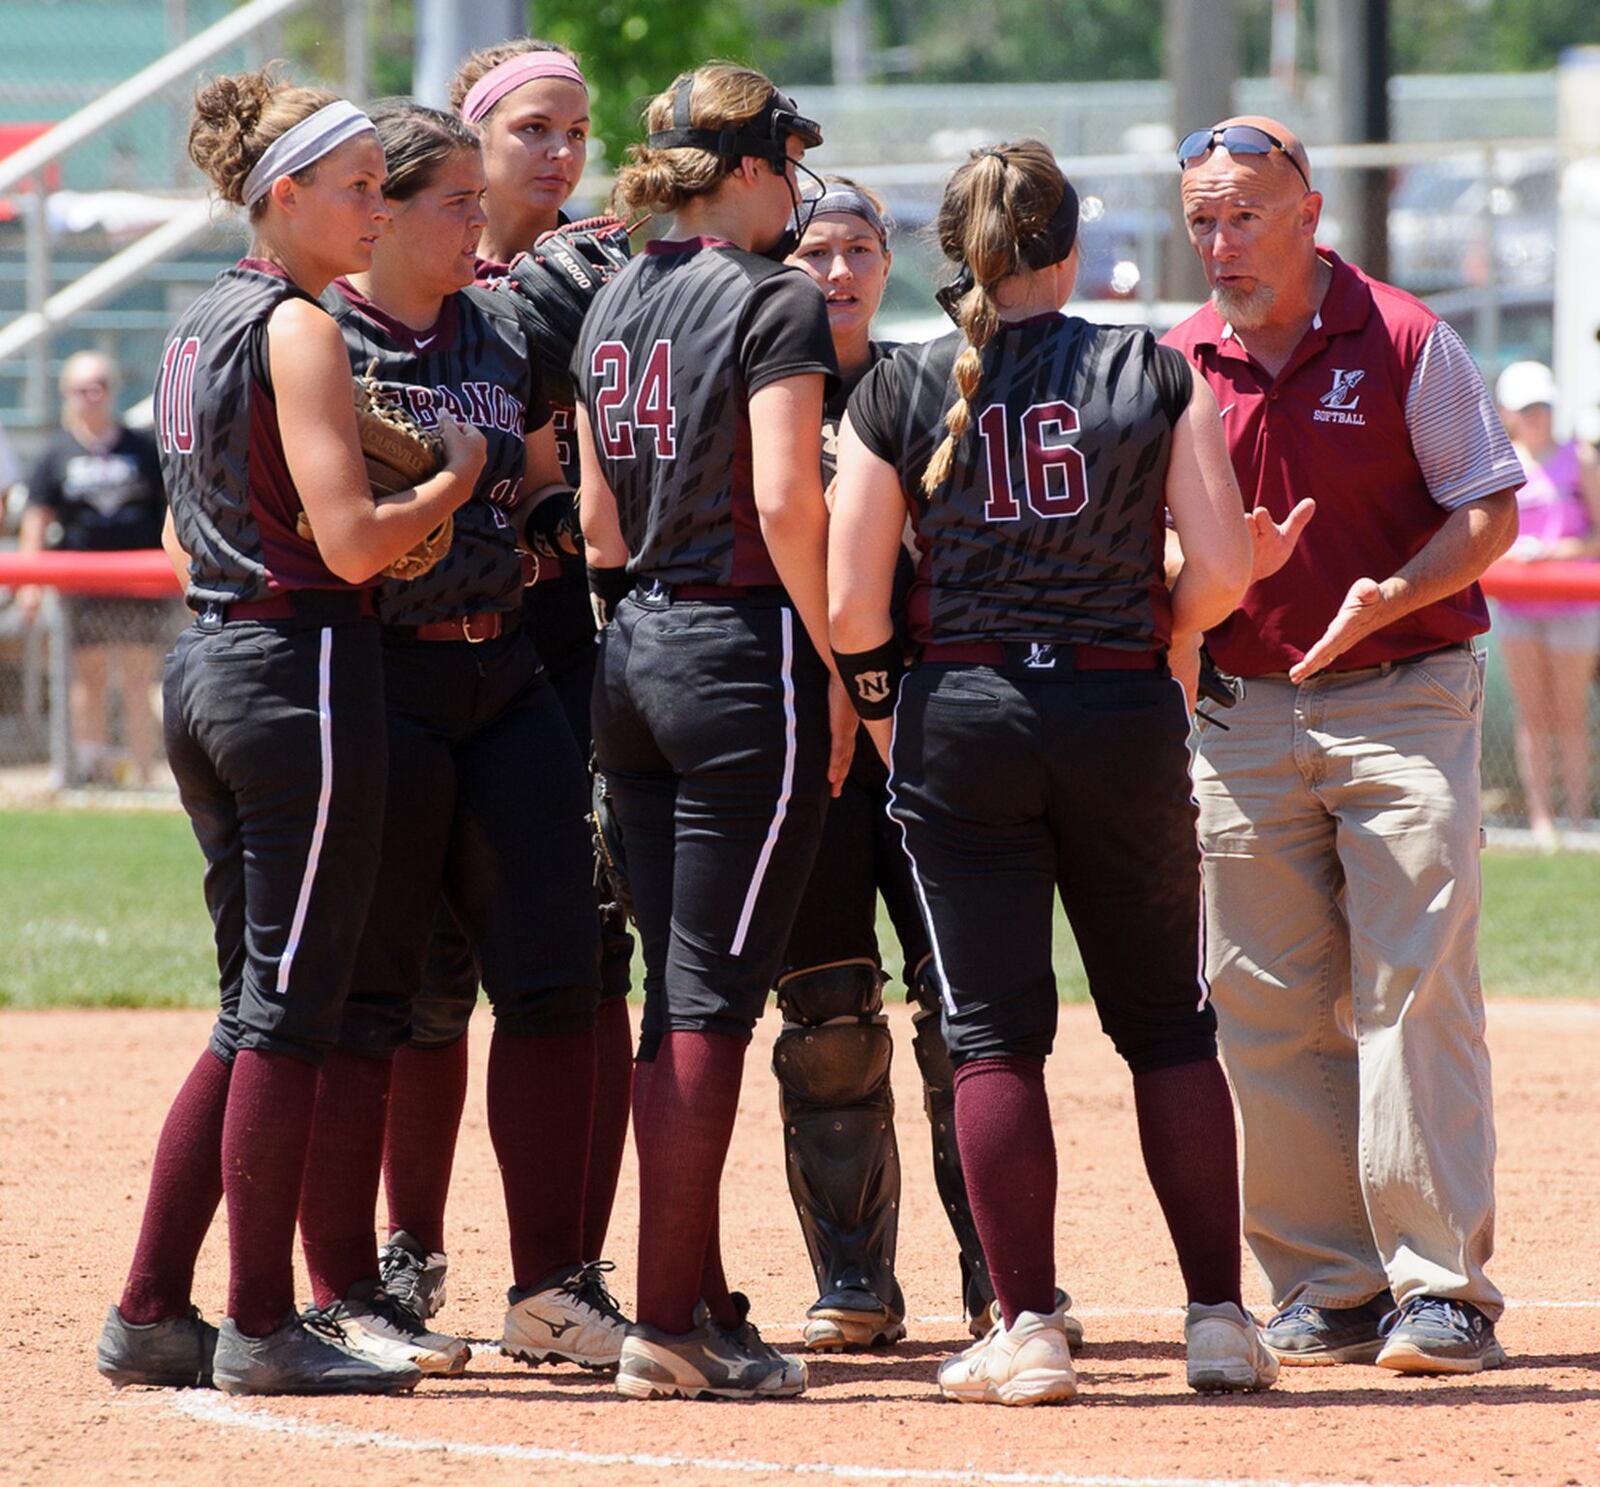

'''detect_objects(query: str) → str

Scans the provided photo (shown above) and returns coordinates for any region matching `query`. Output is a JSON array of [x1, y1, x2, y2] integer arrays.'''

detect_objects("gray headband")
[[800, 183, 888, 245], [241, 100, 376, 207]]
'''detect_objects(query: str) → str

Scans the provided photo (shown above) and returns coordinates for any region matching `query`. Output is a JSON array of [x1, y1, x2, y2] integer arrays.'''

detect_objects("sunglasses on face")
[[66, 380, 109, 396], [1177, 125, 1311, 192]]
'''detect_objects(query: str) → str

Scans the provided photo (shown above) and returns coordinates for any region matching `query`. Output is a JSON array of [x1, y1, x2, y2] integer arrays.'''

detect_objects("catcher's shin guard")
[[908, 960, 995, 1328], [772, 960, 906, 1349]]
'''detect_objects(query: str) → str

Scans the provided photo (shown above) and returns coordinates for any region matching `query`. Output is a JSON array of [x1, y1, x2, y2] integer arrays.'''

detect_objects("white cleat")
[[1185, 1301, 1280, 1394], [938, 1302, 1078, 1406], [311, 1280, 470, 1376], [503, 1260, 630, 1371]]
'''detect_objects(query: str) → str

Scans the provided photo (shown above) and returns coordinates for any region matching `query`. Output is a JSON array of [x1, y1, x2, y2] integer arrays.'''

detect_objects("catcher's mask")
[[935, 172, 1081, 324], [648, 77, 826, 259]]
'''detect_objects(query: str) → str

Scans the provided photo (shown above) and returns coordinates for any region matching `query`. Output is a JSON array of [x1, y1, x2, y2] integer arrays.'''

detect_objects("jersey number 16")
[[976, 400, 1088, 523], [591, 339, 677, 461]]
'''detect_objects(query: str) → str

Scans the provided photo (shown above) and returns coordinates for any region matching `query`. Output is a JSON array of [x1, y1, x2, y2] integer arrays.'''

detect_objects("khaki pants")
[[1193, 646, 1501, 1319]]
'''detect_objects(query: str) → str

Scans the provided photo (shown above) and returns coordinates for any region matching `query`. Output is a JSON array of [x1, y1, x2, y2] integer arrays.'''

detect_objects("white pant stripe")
[[275, 625, 335, 995], [730, 607, 797, 956], [882, 687, 957, 1018]]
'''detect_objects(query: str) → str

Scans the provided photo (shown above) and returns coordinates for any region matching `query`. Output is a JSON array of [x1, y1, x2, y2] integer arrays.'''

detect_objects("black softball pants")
[[887, 661, 1218, 1073], [161, 603, 387, 1067], [592, 589, 830, 1058], [337, 624, 601, 1056]]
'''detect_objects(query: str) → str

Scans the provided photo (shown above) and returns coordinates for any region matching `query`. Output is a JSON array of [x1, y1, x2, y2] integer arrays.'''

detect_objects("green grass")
[[1, 809, 1596, 1007]]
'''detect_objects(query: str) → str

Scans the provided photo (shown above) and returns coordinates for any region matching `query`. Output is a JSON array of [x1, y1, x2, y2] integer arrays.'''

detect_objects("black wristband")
[[833, 640, 905, 721], [588, 564, 634, 628]]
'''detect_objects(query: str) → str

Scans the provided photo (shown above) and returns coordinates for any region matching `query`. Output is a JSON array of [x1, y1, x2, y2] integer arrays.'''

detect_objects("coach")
[[1162, 116, 1522, 1374]]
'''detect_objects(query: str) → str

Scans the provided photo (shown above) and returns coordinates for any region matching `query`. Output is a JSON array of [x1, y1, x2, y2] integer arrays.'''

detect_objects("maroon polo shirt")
[[1163, 251, 1517, 676]]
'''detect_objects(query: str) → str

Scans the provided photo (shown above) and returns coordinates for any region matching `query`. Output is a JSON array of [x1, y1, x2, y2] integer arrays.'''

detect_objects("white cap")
[[1496, 360, 1559, 412]]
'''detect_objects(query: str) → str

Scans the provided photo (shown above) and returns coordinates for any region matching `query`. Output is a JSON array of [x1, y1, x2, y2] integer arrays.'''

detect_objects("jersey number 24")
[[591, 340, 677, 460], [976, 400, 1088, 522]]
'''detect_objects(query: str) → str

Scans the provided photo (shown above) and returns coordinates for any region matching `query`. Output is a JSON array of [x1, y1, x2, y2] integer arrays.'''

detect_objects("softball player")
[[829, 140, 1276, 1404], [377, 44, 634, 1321], [292, 101, 624, 1376], [575, 63, 853, 1401], [97, 68, 481, 1396], [775, 176, 1064, 1352]]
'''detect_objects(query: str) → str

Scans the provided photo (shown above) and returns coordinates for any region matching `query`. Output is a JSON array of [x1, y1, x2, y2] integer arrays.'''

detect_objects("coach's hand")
[[827, 675, 857, 797], [1289, 576, 1388, 681]]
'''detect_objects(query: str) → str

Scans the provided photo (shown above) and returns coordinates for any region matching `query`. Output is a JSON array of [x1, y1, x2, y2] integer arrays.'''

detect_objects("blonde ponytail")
[[921, 140, 1068, 496]]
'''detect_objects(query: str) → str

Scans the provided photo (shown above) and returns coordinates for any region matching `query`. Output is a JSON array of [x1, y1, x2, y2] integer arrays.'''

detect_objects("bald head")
[[1210, 115, 1312, 187]]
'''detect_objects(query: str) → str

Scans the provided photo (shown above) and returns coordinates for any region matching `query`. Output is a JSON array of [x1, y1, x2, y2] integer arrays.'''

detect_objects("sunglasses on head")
[[1177, 125, 1310, 191]]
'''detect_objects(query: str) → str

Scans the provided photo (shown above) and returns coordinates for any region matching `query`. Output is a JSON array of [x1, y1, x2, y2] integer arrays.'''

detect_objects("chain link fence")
[[0, 579, 186, 792]]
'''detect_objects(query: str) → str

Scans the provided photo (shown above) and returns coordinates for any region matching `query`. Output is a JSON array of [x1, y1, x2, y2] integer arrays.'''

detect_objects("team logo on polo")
[[1314, 368, 1367, 425]]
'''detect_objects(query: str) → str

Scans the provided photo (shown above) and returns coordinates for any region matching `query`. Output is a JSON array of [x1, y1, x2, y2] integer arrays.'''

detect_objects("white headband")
[[241, 99, 376, 207]]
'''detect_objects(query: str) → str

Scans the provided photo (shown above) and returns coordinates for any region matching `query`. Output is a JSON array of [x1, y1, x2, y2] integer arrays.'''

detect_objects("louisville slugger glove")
[[492, 215, 634, 404], [296, 366, 453, 581]]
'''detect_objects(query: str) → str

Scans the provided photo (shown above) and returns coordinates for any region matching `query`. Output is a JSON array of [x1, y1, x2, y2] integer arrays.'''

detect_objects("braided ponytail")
[[921, 140, 1069, 496]]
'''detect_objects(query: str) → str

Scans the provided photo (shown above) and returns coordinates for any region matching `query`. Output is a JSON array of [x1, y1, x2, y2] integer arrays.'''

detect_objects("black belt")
[[633, 579, 787, 606], [921, 640, 1163, 674], [193, 590, 374, 630]]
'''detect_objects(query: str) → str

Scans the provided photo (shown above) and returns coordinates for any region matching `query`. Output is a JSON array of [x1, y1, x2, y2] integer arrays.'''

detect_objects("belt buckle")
[[463, 613, 496, 644], [1023, 642, 1058, 670], [518, 547, 540, 588], [197, 601, 224, 633]]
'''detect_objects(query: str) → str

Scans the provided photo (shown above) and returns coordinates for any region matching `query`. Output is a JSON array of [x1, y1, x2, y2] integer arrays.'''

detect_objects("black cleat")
[[211, 1312, 423, 1395], [96, 1305, 217, 1389]]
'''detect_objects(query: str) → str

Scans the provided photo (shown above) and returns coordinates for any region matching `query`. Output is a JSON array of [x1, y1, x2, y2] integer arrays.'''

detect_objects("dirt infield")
[[7, 1001, 1599, 1487]]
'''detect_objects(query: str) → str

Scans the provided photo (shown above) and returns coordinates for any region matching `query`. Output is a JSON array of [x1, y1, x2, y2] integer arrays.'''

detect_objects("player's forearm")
[[759, 497, 837, 675]]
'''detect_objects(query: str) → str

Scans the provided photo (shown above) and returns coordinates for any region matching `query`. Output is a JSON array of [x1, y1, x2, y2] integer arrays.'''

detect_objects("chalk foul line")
[[169, 1394, 1594, 1487]]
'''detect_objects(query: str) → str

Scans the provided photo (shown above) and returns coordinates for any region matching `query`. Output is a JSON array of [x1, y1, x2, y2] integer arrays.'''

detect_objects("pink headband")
[[460, 52, 588, 125]]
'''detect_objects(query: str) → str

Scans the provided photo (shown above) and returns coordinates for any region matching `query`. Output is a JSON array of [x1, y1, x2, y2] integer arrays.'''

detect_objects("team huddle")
[[95, 37, 1522, 1408]]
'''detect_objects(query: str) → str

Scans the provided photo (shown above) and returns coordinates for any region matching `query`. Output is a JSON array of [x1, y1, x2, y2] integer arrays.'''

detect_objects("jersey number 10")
[[156, 337, 201, 456], [975, 400, 1088, 522], [591, 339, 677, 461]]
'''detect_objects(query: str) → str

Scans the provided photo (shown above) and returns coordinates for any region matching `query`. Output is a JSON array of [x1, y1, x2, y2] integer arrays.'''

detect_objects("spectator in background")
[[1494, 360, 1600, 845], [0, 421, 19, 512], [19, 350, 167, 786]]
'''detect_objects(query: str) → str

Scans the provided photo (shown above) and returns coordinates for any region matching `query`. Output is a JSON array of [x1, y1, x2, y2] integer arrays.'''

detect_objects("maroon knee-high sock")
[[953, 1056, 1056, 1328], [1132, 1058, 1243, 1308], [224, 1049, 319, 1336], [383, 1037, 470, 1254], [633, 1030, 745, 1335], [698, 1193, 738, 1329], [581, 999, 633, 1260], [297, 1048, 392, 1306], [120, 1048, 230, 1323], [487, 1026, 595, 1290]]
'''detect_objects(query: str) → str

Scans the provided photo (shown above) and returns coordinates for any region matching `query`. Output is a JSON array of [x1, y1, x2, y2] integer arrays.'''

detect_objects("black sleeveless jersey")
[[571, 237, 837, 588], [822, 341, 896, 487], [848, 315, 1191, 651], [324, 280, 548, 626], [153, 259, 356, 606]]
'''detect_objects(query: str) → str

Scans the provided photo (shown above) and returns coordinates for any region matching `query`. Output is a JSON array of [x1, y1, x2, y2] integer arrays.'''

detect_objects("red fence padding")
[[0, 549, 183, 599], [1479, 559, 1600, 604], [0, 550, 1596, 604]]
